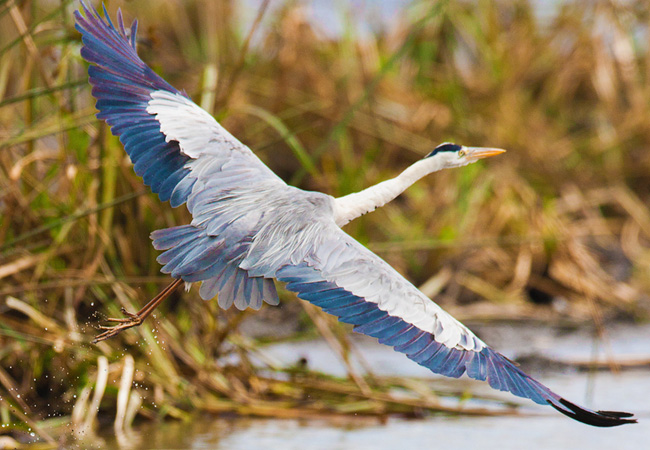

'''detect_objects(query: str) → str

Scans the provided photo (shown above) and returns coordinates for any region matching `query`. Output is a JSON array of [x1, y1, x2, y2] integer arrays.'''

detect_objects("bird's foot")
[[93, 308, 144, 343], [92, 279, 182, 344]]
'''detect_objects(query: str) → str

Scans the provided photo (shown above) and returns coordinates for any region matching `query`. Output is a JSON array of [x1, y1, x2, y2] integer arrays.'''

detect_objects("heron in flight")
[[75, 3, 635, 427]]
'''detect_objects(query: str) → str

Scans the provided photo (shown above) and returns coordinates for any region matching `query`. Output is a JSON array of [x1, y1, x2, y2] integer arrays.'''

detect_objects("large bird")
[[75, 2, 635, 427]]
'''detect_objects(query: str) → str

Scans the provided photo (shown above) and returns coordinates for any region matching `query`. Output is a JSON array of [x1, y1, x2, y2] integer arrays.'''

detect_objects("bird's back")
[[153, 183, 335, 309]]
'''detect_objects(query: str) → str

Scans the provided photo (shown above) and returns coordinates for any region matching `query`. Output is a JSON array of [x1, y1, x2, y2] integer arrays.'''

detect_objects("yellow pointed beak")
[[464, 147, 507, 160]]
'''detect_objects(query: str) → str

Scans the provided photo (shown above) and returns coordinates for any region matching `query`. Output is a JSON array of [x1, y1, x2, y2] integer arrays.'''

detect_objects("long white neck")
[[333, 157, 441, 227]]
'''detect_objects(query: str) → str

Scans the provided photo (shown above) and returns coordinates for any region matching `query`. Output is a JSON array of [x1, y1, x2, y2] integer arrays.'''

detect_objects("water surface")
[[97, 323, 649, 450]]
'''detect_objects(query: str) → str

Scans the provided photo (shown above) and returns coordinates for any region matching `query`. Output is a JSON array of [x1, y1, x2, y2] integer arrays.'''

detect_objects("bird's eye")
[[458, 149, 466, 158]]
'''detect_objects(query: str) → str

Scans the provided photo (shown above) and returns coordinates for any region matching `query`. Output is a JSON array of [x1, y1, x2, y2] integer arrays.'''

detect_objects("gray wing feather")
[[145, 90, 289, 310], [238, 200, 485, 352]]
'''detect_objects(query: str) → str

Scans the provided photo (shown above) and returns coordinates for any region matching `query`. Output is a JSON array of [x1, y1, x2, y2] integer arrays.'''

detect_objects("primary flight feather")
[[75, 2, 636, 427]]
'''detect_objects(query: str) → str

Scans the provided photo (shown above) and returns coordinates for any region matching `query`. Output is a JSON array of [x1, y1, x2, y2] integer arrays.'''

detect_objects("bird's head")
[[424, 142, 506, 169]]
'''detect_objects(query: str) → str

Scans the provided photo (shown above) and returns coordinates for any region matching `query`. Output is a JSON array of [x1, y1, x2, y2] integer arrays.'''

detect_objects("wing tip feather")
[[547, 397, 637, 427]]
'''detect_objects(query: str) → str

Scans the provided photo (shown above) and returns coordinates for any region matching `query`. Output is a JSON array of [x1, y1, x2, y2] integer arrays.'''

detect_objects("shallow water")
[[97, 406, 648, 450], [95, 323, 649, 450]]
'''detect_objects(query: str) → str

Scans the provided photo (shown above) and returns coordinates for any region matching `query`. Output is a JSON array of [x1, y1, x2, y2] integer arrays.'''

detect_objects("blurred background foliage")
[[0, 0, 649, 445]]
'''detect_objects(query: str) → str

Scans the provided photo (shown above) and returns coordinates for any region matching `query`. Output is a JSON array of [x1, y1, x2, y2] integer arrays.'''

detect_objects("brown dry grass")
[[0, 0, 649, 445]]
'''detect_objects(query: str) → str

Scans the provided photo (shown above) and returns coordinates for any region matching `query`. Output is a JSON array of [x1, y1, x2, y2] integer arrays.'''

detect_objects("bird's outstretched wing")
[[74, 2, 284, 207], [251, 222, 635, 427], [75, 2, 285, 308]]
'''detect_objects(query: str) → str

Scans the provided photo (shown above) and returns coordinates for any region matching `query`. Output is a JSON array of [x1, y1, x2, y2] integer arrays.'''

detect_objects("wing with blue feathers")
[[266, 224, 636, 427], [74, 2, 284, 209], [75, 3, 286, 309]]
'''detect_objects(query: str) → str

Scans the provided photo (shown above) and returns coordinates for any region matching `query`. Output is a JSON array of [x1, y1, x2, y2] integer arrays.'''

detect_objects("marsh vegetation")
[[0, 0, 649, 446]]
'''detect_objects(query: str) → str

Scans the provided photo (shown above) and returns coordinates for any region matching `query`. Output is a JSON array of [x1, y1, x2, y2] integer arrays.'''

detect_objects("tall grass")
[[0, 0, 649, 445]]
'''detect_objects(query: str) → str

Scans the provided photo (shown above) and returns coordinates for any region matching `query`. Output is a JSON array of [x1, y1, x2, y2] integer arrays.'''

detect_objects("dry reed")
[[0, 0, 649, 446]]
